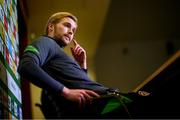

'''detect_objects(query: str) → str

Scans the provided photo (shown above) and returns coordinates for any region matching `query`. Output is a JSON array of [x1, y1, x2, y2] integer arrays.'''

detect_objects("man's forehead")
[[61, 17, 77, 28]]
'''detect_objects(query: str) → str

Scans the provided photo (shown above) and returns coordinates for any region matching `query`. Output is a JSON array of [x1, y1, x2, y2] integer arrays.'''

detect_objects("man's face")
[[50, 17, 77, 46]]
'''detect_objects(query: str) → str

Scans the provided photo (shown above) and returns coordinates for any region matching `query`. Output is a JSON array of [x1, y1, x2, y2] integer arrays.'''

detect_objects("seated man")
[[18, 12, 145, 118]]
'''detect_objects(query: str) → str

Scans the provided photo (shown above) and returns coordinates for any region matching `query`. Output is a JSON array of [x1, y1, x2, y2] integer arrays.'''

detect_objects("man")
[[18, 12, 135, 118]]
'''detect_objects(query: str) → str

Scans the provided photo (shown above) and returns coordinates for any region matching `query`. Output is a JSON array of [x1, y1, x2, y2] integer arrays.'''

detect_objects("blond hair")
[[45, 12, 78, 35]]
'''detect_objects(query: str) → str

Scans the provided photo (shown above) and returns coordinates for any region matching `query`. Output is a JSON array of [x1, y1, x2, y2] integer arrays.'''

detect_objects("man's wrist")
[[61, 87, 69, 97], [80, 58, 87, 69], [80, 62, 87, 69]]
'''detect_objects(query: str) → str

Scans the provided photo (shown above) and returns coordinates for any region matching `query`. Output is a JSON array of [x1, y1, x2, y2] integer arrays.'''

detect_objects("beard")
[[53, 25, 72, 47], [53, 35, 67, 47]]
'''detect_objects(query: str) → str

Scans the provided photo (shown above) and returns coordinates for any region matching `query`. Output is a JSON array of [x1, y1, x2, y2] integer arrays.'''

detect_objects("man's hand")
[[61, 87, 100, 108], [70, 39, 87, 69]]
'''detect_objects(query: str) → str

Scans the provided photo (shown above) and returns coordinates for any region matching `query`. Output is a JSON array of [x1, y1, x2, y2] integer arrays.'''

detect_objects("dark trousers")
[[40, 90, 137, 119], [39, 89, 180, 119]]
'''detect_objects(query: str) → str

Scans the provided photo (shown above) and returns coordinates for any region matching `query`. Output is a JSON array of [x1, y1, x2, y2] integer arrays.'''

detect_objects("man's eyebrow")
[[63, 22, 72, 27], [64, 22, 77, 30]]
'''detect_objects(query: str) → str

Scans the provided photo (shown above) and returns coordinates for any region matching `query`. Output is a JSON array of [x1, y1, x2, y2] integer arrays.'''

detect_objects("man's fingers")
[[79, 94, 86, 109], [83, 92, 93, 100], [78, 96, 82, 108], [73, 39, 78, 46], [86, 90, 100, 98], [73, 46, 85, 57], [72, 40, 85, 56], [74, 46, 81, 54]]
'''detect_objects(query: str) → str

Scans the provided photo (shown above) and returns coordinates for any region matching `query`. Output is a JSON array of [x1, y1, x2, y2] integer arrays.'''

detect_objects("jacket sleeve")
[[18, 38, 64, 93]]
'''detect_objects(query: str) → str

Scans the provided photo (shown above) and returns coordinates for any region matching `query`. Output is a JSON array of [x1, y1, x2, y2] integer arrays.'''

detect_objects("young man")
[[18, 12, 136, 118]]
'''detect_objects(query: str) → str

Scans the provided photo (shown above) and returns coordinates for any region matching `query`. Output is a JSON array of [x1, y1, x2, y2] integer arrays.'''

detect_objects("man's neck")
[[44, 35, 65, 48]]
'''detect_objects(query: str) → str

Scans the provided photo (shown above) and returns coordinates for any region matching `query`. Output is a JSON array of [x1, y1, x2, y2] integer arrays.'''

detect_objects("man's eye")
[[64, 23, 71, 28]]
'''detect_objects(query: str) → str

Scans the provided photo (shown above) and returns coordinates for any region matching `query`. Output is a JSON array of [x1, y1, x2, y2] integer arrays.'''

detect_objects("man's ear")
[[48, 24, 54, 32]]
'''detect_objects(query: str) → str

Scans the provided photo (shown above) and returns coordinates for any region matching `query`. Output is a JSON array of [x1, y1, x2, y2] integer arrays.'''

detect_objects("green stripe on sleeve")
[[24, 45, 39, 54]]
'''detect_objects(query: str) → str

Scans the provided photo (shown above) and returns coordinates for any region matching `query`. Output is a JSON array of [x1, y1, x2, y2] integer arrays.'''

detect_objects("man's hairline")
[[46, 16, 78, 35]]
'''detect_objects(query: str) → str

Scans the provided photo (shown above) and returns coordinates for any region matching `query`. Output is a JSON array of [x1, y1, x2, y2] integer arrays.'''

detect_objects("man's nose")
[[68, 29, 73, 35]]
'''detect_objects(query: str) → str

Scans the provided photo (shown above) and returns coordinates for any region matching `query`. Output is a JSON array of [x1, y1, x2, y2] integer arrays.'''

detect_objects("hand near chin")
[[70, 39, 87, 69]]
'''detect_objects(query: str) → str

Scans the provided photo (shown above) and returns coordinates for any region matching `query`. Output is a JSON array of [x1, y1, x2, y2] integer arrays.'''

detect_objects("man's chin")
[[65, 40, 70, 45]]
